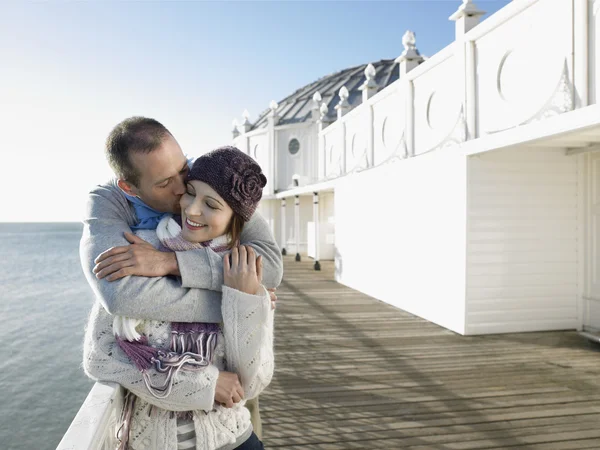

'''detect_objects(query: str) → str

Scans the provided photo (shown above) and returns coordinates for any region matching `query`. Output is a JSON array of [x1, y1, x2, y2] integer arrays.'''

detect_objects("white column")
[[294, 195, 301, 261], [313, 192, 321, 271], [280, 198, 287, 255], [465, 40, 477, 140], [591, 0, 600, 105]]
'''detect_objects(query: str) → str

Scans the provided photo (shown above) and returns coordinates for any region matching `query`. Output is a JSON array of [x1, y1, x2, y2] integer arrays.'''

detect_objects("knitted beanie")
[[187, 146, 267, 221]]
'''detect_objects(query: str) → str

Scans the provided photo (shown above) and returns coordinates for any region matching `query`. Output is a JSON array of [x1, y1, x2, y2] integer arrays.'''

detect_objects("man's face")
[[128, 134, 189, 214]]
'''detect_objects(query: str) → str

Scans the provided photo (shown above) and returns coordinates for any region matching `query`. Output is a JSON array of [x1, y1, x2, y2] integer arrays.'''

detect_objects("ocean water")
[[0, 223, 95, 450]]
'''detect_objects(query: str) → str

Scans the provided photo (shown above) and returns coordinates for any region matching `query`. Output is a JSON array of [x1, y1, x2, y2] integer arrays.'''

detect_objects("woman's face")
[[180, 180, 234, 243]]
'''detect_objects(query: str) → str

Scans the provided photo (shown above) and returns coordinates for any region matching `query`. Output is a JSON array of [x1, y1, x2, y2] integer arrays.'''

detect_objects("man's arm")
[[176, 211, 283, 291], [80, 184, 222, 322]]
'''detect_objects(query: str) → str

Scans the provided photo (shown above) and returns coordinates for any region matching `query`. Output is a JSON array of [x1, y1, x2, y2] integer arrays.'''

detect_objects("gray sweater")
[[79, 180, 283, 323]]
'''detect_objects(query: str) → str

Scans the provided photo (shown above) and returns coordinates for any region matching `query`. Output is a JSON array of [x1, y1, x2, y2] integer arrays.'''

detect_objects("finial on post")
[[320, 102, 329, 118], [359, 63, 379, 102], [241, 109, 252, 133], [395, 30, 424, 76], [311, 92, 322, 121], [335, 86, 350, 119], [232, 119, 240, 139], [268, 101, 279, 126]]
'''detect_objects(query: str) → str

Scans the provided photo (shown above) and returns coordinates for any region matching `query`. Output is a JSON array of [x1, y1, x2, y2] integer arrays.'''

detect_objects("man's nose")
[[173, 176, 186, 196]]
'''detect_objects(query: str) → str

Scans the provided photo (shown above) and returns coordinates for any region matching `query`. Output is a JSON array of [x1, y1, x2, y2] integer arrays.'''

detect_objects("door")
[[584, 152, 600, 332]]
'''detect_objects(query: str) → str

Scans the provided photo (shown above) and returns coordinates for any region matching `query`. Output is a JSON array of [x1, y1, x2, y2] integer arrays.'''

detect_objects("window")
[[288, 138, 300, 155]]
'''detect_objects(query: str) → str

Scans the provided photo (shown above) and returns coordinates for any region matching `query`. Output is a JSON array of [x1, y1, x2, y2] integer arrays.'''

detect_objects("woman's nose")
[[185, 199, 203, 217]]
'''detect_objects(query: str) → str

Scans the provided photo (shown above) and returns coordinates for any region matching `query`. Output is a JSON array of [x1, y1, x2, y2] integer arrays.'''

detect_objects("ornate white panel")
[[413, 54, 465, 155], [476, 0, 574, 134], [344, 108, 369, 173], [322, 122, 344, 179], [248, 133, 267, 170], [372, 87, 406, 165]]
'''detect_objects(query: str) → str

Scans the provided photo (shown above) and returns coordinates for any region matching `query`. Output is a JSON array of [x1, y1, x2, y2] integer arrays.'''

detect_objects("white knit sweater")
[[83, 275, 274, 449]]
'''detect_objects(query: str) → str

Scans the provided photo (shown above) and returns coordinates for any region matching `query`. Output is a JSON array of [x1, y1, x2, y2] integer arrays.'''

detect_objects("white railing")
[[317, 0, 584, 181], [57, 382, 124, 450]]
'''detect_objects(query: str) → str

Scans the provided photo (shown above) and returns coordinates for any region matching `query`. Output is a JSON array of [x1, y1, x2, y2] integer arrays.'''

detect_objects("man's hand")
[[215, 371, 244, 408], [93, 232, 179, 281], [224, 246, 263, 295]]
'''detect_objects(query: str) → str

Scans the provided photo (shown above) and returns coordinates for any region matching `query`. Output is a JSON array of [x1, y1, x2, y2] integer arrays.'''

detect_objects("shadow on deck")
[[260, 256, 600, 449]]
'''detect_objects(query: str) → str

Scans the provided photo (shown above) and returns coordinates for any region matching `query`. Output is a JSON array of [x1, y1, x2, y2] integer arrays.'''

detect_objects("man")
[[80, 116, 282, 441]]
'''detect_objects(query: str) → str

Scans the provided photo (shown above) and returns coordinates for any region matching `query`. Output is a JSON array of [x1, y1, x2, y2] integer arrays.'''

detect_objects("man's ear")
[[117, 179, 138, 197]]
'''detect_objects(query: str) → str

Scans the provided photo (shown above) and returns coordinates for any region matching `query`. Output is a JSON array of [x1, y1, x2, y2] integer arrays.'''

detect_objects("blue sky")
[[0, 0, 510, 222]]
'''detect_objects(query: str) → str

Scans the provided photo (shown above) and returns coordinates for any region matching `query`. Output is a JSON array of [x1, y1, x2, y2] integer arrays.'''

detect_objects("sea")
[[0, 223, 95, 450]]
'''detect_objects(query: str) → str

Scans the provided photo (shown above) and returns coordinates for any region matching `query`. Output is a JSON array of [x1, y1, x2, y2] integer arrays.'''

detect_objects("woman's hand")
[[215, 371, 245, 408], [224, 245, 263, 295]]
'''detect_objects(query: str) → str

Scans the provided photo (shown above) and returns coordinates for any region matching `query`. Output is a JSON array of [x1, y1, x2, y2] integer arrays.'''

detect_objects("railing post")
[[573, 0, 589, 108], [318, 102, 330, 179], [359, 63, 378, 167], [450, 0, 485, 141], [395, 31, 424, 157], [313, 192, 321, 270], [335, 86, 350, 174]]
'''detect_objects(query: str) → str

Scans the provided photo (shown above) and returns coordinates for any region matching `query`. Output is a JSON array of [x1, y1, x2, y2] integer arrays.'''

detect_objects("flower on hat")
[[228, 157, 267, 207]]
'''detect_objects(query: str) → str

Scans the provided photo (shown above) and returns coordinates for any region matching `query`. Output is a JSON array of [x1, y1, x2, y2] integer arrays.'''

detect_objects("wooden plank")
[[261, 257, 600, 448]]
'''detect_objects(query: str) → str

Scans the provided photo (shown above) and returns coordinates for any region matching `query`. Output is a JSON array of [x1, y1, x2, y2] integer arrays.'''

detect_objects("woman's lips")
[[185, 218, 206, 230]]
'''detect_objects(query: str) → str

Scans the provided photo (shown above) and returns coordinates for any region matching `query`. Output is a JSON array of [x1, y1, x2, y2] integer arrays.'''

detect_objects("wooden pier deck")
[[260, 256, 600, 449]]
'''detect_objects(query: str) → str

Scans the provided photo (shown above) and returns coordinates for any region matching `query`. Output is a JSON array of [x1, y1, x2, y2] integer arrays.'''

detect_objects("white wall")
[[335, 149, 468, 334], [466, 147, 581, 334], [257, 199, 279, 246], [276, 124, 318, 192]]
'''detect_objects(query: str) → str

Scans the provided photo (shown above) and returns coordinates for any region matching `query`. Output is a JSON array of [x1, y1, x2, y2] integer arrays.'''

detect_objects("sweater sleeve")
[[177, 211, 284, 291], [82, 302, 218, 412], [221, 285, 275, 400], [79, 184, 221, 323]]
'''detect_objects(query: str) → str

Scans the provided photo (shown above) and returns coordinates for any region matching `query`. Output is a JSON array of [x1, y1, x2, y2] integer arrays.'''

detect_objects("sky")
[[0, 0, 510, 222]]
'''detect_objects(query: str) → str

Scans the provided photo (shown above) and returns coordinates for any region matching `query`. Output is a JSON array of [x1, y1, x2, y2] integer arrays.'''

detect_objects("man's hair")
[[105, 117, 172, 187]]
